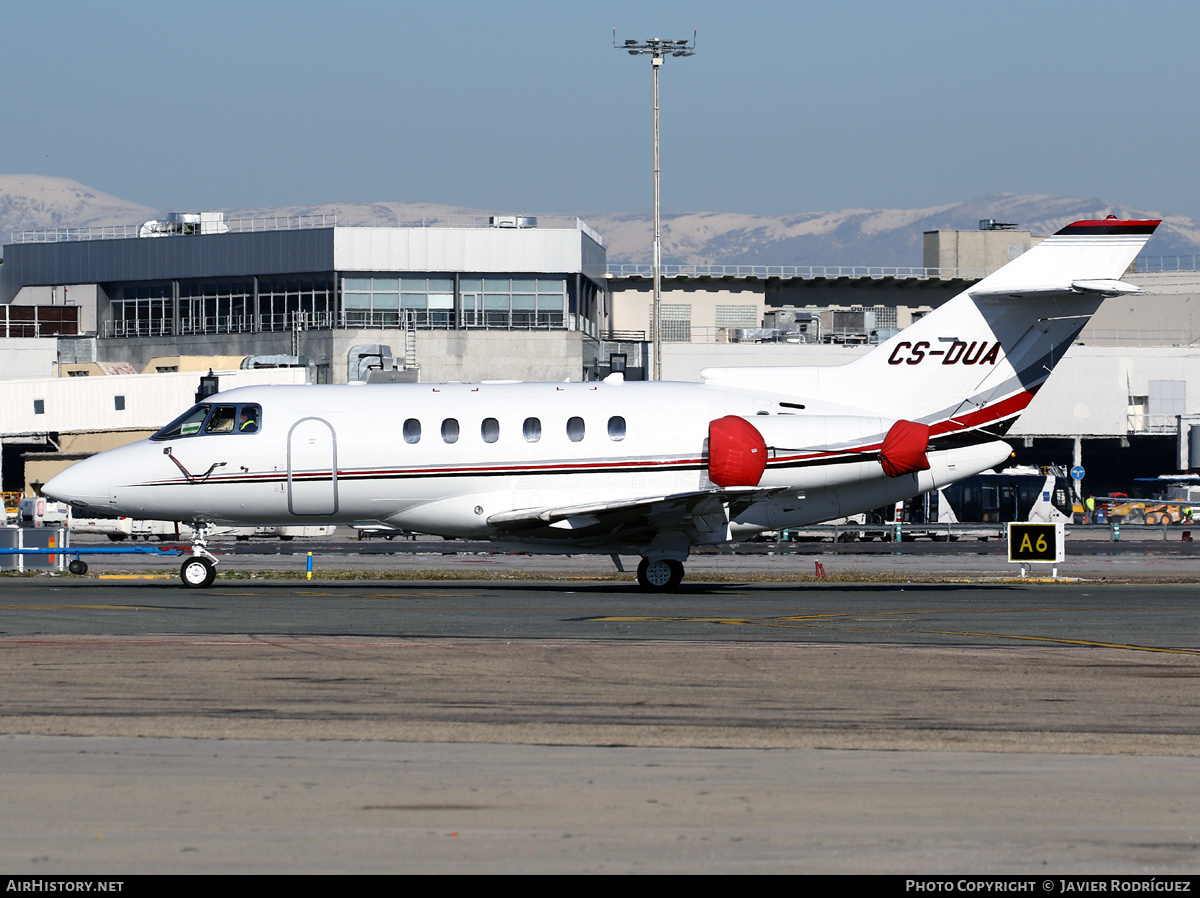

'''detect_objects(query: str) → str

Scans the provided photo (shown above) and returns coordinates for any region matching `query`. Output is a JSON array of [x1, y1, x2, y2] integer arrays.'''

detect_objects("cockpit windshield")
[[152, 403, 262, 440]]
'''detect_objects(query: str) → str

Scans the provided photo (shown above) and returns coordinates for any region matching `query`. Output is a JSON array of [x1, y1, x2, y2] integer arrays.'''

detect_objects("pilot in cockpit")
[[205, 407, 236, 433], [239, 408, 259, 433]]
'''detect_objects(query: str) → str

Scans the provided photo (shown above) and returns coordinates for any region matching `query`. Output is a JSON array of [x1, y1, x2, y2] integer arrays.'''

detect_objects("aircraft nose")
[[43, 454, 115, 510]]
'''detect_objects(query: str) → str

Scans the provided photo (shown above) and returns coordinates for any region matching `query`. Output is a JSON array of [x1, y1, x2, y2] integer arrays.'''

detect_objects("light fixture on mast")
[[613, 28, 697, 381]]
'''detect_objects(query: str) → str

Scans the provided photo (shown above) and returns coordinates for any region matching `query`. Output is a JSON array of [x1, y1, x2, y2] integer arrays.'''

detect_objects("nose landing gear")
[[180, 523, 218, 588], [181, 555, 216, 588]]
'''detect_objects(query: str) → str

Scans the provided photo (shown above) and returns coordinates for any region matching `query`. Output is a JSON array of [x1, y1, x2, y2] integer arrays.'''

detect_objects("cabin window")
[[403, 418, 421, 444], [482, 417, 500, 443], [567, 416, 585, 442], [33, 399, 45, 415], [523, 417, 542, 442], [607, 416, 626, 441], [441, 418, 459, 443], [114, 396, 125, 411]]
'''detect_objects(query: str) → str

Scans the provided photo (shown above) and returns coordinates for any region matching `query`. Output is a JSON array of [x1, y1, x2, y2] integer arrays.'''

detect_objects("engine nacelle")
[[708, 415, 931, 489]]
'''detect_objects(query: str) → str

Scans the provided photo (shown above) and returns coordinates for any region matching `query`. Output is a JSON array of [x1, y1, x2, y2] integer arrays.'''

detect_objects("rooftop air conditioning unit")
[[489, 216, 538, 229]]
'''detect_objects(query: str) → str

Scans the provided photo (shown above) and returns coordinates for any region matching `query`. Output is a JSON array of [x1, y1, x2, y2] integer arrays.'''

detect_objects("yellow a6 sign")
[[1008, 522, 1064, 564]]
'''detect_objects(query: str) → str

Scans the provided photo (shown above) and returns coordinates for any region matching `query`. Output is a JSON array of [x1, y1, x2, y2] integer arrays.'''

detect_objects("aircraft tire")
[[68, 560, 88, 575], [180, 557, 216, 589], [637, 557, 685, 592]]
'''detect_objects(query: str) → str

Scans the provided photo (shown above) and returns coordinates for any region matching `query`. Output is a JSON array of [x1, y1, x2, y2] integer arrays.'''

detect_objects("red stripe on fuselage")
[[928, 387, 1037, 436]]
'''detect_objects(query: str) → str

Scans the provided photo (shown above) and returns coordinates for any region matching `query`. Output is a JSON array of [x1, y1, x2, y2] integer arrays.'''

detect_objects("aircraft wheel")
[[637, 557, 685, 592], [68, 559, 88, 575], [180, 557, 216, 589]]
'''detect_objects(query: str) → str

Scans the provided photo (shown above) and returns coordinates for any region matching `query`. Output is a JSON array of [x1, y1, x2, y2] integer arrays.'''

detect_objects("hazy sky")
[[3, 0, 1197, 218]]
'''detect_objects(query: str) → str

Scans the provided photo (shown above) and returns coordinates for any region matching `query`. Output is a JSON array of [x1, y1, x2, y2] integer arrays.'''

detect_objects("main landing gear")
[[636, 557, 685, 592], [180, 523, 218, 589]]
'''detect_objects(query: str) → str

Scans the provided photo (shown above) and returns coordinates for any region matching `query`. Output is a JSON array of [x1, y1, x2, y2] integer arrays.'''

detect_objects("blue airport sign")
[[1070, 465, 1085, 481]]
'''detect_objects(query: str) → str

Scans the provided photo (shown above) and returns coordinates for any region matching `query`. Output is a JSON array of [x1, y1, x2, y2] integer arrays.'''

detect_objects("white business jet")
[[45, 217, 1159, 589]]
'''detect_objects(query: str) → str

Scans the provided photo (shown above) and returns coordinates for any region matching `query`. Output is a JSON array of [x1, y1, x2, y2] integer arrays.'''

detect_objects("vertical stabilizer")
[[703, 217, 1160, 437]]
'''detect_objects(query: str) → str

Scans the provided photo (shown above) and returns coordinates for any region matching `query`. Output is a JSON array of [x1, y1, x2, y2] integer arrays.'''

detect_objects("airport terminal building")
[[0, 213, 613, 383]]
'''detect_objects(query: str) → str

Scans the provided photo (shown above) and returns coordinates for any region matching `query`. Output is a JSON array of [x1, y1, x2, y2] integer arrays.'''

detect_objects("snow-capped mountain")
[[3, 174, 1198, 267]]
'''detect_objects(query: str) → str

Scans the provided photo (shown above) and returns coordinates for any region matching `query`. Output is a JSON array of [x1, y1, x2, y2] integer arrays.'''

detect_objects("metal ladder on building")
[[402, 311, 418, 369]]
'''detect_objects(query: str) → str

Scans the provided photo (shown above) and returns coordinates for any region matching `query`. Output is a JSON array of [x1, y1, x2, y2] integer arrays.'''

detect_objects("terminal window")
[[654, 304, 692, 343], [459, 278, 566, 329], [715, 305, 758, 328]]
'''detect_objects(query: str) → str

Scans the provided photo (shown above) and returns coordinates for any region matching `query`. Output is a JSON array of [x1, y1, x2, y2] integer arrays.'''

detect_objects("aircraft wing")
[[486, 487, 781, 549]]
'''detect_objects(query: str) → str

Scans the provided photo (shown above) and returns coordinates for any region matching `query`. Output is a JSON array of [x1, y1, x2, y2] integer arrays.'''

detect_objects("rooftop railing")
[[1080, 329, 1200, 348], [605, 263, 987, 280], [1133, 255, 1200, 272], [10, 214, 602, 245]]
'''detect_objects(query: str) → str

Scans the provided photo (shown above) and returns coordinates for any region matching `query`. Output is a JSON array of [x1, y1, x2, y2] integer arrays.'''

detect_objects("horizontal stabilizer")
[[1070, 278, 1142, 295], [970, 278, 1142, 300]]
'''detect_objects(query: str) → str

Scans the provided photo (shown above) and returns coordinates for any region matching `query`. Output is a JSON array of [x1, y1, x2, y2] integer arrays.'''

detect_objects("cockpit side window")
[[205, 406, 238, 434], [151, 403, 262, 440], [152, 404, 212, 440], [237, 404, 261, 433]]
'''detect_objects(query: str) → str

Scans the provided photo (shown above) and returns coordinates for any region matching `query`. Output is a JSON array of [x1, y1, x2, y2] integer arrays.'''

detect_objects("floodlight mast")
[[614, 29, 697, 381]]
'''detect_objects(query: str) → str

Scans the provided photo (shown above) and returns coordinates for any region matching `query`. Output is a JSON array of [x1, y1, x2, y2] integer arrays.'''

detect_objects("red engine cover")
[[708, 416, 767, 487], [879, 419, 931, 478]]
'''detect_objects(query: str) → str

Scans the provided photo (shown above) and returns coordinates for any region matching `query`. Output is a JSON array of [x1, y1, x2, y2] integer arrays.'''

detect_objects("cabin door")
[[288, 417, 338, 515]]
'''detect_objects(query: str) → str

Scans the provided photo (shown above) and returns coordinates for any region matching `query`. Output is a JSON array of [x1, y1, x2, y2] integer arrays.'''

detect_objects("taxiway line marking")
[[592, 612, 1200, 656], [0, 604, 156, 611], [97, 574, 174, 580], [917, 629, 1200, 656], [212, 591, 474, 599]]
